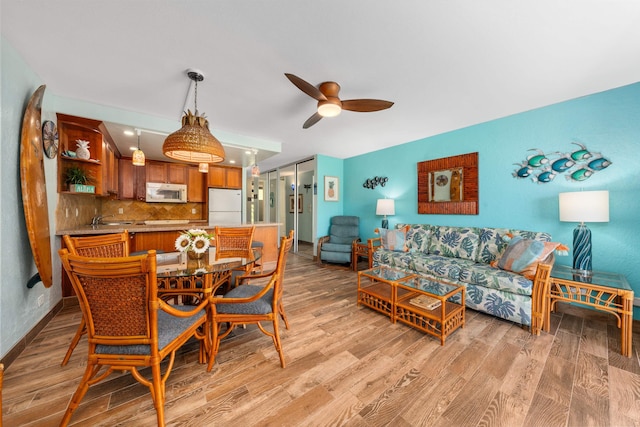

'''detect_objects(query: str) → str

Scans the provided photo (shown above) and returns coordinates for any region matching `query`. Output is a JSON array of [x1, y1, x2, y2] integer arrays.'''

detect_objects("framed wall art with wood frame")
[[417, 152, 479, 215], [324, 176, 339, 201]]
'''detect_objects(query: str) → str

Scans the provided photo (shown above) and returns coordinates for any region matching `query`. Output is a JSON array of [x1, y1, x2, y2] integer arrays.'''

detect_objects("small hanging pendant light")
[[198, 162, 209, 173], [163, 70, 225, 163], [132, 129, 145, 166]]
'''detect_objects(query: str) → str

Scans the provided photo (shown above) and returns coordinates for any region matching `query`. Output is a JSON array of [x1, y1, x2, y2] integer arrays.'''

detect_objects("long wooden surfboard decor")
[[20, 85, 53, 288]]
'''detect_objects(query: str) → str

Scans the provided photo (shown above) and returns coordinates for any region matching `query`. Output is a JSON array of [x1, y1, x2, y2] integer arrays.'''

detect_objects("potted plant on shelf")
[[65, 166, 94, 193]]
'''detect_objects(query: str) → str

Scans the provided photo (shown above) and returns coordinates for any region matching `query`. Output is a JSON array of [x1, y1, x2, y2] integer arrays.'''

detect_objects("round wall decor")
[[42, 120, 58, 159]]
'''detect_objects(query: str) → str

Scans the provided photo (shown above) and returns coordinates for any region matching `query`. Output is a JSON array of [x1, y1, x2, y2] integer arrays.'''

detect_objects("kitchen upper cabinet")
[[118, 158, 146, 201], [208, 165, 242, 189], [102, 140, 118, 195], [146, 161, 187, 184], [57, 114, 120, 197], [187, 166, 206, 202]]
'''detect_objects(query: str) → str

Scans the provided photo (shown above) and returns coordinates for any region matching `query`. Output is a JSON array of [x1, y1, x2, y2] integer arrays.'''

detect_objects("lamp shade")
[[163, 111, 225, 163], [559, 191, 609, 223], [376, 199, 395, 216]]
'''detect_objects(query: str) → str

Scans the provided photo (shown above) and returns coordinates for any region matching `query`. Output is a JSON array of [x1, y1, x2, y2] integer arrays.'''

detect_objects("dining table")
[[155, 248, 260, 368]]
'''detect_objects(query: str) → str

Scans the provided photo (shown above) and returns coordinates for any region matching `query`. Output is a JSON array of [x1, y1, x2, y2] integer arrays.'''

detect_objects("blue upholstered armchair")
[[317, 216, 360, 268]]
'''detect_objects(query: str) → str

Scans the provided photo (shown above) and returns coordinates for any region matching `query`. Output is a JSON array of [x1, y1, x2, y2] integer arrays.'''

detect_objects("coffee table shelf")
[[357, 266, 465, 345], [395, 277, 465, 345]]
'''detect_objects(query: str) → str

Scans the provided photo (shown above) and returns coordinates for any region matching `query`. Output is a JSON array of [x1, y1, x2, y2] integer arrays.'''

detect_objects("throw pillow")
[[492, 236, 560, 279], [378, 225, 410, 252]]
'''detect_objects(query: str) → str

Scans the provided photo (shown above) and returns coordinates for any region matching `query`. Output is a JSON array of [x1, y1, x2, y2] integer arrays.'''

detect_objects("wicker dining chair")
[[58, 249, 207, 427], [210, 230, 294, 371], [214, 226, 255, 293], [60, 231, 130, 366]]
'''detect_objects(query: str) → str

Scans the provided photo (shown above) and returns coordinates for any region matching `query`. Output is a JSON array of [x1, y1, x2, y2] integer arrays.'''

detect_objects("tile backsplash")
[[101, 200, 204, 221], [56, 193, 204, 230]]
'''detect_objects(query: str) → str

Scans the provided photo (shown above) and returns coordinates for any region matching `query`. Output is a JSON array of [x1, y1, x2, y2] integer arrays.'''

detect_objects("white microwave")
[[145, 182, 187, 203]]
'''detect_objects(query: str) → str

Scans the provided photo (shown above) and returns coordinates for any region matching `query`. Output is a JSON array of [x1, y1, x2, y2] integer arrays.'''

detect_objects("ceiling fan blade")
[[285, 73, 327, 101], [303, 112, 323, 129], [341, 99, 394, 112]]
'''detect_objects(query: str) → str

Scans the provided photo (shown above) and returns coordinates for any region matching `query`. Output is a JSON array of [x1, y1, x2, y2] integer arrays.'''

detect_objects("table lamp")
[[376, 199, 395, 229], [559, 190, 609, 276]]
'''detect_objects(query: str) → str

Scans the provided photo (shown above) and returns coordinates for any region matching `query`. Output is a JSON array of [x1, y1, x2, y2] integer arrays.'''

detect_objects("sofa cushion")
[[476, 227, 552, 264], [372, 249, 414, 271], [493, 236, 559, 279], [428, 226, 480, 261], [399, 224, 431, 253], [460, 263, 534, 296], [412, 253, 476, 282], [379, 225, 410, 252]]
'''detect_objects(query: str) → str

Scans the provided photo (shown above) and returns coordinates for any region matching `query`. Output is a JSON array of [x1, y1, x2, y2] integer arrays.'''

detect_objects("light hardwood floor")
[[3, 254, 640, 426]]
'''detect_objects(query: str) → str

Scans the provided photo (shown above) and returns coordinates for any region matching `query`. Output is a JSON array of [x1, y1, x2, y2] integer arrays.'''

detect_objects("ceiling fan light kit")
[[163, 69, 225, 163], [285, 73, 394, 128], [317, 100, 342, 117]]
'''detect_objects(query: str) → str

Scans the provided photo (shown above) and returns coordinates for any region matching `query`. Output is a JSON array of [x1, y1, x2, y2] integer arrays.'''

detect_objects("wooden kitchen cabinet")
[[146, 161, 187, 184], [118, 158, 147, 201], [208, 165, 242, 189], [131, 230, 182, 253], [187, 166, 206, 202], [57, 114, 121, 197]]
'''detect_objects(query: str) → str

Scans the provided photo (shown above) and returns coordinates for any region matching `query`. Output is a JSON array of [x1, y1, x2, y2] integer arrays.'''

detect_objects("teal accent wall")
[[316, 154, 344, 239], [1, 37, 62, 359], [345, 82, 640, 318]]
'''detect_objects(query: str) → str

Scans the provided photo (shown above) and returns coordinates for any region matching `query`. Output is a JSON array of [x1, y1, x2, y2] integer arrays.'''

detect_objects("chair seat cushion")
[[217, 285, 274, 314], [96, 305, 205, 355], [322, 242, 352, 253]]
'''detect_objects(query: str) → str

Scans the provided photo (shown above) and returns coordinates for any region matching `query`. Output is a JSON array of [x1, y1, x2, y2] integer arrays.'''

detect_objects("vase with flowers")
[[174, 229, 213, 260]]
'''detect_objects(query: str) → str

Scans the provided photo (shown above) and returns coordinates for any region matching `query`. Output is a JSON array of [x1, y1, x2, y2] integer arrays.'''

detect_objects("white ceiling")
[[3, 1, 640, 171]]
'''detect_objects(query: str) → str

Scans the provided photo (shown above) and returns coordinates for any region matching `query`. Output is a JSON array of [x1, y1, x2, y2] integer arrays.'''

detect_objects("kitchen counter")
[[57, 222, 282, 297], [56, 222, 279, 236]]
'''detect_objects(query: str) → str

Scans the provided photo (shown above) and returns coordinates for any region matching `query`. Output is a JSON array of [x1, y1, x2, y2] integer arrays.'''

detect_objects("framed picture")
[[289, 194, 304, 213], [324, 176, 339, 201]]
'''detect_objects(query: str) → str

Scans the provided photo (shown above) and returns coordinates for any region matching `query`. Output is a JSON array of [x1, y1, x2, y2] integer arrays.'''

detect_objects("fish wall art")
[[512, 142, 611, 184]]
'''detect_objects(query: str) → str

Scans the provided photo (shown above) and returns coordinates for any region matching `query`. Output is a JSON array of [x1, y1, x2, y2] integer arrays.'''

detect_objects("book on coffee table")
[[409, 294, 442, 310]]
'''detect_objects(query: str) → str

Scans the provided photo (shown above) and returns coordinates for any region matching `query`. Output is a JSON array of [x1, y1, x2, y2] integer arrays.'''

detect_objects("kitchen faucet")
[[91, 214, 114, 225]]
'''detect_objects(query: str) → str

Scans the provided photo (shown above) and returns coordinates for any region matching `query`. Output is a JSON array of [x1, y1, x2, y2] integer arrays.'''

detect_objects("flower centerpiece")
[[175, 229, 213, 259]]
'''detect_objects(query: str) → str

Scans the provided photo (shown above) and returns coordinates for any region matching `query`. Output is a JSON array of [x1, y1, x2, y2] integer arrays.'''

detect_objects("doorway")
[[278, 159, 315, 258]]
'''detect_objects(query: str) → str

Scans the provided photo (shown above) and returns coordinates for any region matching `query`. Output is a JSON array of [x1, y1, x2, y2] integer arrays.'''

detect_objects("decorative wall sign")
[[363, 176, 388, 189], [513, 142, 611, 184]]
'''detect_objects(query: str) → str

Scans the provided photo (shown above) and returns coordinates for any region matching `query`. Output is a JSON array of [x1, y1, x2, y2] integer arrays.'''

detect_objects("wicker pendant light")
[[132, 129, 145, 166], [163, 70, 225, 163]]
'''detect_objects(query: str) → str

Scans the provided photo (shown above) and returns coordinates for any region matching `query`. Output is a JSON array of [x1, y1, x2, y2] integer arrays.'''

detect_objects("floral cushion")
[[372, 248, 413, 270], [460, 263, 534, 296], [412, 253, 475, 282], [428, 226, 480, 261], [378, 225, 410, 252], [399, 224, 431, 253]]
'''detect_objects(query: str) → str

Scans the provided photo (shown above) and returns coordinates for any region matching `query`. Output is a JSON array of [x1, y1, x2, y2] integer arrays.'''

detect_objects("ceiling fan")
[[284, 73, 394, 129]]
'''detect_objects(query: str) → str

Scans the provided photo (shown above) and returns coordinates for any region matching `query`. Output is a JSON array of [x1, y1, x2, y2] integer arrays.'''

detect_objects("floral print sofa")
[[370, 224, 553, 330]]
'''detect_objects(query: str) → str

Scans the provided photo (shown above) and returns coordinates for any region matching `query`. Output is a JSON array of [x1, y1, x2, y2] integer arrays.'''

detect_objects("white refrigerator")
[[208, 188, 242, 225]]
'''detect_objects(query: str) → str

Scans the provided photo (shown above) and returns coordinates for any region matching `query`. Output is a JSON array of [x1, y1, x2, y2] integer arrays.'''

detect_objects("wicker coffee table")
[[357, 266, 415, 319], [395, 275, 465, 345], [357, 267, 465, 345]]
